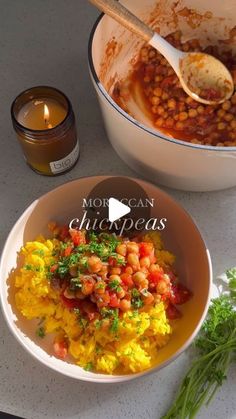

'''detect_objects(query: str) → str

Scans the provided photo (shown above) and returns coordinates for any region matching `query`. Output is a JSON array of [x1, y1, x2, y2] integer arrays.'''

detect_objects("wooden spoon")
[[89, 0, 234, 105]]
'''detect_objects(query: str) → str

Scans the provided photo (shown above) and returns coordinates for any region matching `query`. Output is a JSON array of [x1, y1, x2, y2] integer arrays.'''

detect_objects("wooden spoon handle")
[[89, 0, 154, 42]]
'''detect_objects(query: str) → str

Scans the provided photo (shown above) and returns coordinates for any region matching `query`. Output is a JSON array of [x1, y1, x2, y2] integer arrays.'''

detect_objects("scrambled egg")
[[14, 235, 172, 375]]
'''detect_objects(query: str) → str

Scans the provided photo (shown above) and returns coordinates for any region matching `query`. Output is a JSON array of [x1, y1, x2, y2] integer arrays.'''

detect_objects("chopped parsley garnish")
[[79, 317, 88, 329], [84, 362, 94, 371], [23, 264, 34, 271], [23, 264, 43, 272], [36, 327, 45, 338], [109, 309, 119, 333], [33, 249, 45, 257], [70, 277, 82, 290], [131, 288, 144, 309], [95, 319, 103, 329], [73, 308, 81, 316], [109, 279, 122, 292]]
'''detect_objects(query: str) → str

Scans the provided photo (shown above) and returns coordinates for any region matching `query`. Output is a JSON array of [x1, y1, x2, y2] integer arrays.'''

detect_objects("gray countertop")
[[0, 1, 236, 418]]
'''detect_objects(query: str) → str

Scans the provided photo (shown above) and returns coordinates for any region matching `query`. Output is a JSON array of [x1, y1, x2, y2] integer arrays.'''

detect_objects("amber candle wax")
[[11, 86, 79, 175]]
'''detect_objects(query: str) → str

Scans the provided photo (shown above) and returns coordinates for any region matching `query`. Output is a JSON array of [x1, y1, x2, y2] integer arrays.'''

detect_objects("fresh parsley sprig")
[[162, 268, 236, 419]]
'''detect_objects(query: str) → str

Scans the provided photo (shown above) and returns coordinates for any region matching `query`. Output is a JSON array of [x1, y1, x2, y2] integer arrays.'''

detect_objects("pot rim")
[[88, 12, 236, 153]]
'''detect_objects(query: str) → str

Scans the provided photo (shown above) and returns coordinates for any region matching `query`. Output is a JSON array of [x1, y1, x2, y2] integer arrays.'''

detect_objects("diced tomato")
[[61, 294, 81, 310], [148, 271, 164, 285], [53, 339, 68, 359], [139, 242, 154, 257], [50, 263, 58, 273], [109, 293, 120, 308], [108, 256, 117, 267], [166, 303, 182, 320], [170, 283, 192, 305], [64, 246, 73, 257], [120, 273, 134, 288], [69, 229, 86, 246], [59, 225, 70, 241]]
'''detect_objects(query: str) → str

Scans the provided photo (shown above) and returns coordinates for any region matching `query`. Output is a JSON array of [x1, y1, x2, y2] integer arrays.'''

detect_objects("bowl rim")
[[0, 175, 213, 382], [88, 12, 236, 152]]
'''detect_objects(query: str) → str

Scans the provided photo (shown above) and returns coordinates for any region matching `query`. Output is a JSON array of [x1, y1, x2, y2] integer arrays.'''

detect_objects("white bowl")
[[88, 0, 236, 192], [0, 176, 212, 382]]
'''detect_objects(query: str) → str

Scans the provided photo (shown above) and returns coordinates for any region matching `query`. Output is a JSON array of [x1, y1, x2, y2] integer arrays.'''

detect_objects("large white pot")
[[88, 0, 236, 191]]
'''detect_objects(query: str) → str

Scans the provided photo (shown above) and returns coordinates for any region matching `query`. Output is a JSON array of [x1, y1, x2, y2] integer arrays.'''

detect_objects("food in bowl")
[[14, 223, 191, 374], [89, 0, 236, 191], [113, 30, 236, 147]]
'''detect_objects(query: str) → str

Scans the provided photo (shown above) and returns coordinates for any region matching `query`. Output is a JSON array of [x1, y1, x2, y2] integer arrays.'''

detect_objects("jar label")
[[50, 142, 79, 174]]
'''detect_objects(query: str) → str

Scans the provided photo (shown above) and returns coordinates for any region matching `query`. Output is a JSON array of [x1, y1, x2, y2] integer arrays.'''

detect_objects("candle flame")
[[44, 104, 49, 122]]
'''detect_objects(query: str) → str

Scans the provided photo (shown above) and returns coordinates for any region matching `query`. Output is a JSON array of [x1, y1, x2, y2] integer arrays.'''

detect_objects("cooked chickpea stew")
[[113, 31, 236, 146], [14, 224, 191, 374]]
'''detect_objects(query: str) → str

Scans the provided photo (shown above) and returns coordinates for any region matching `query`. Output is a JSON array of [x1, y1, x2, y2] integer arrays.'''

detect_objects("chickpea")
[[126, 242, 139, 254], [155, 75, 163, 82], [109, 274, 121, 283], [175, 121, 184, 130], [153, 87, 163, 97], [150, 96, 159, 106], [217, 122, 226, 130], [230, 120, 236, 129], [88, 256, 103, 273], [156, 279, 169, 294], [165, 118, 174, 128], [155, 117, 164, 127], [94, 280, 106, 294], [152, 293, 162, 303], [120, 298, 131, 312], [98, 265, 108, 277], [197, 106, 204, 114], [97, 291, 110, 308], [167, 99, 177, 109], [142, 291, 154, 305], [231, 94, 236, 105], [179, 112, 188, 121], [222, 101, 231, 111], [116, 243, 127, 256], [82, 279, 95, 296], [140, 266, 149, 276], [149, 264, 160, 273], [188, 109, 198, 118], [149, 49, 156, 59], [162, 92, 169, 101], [133, 271, 148, 288], [217, 109, 225, 118], [127, 253, 140, 271], [125, 266, 133, 275], [110, 267, 121, 275], [140, 256, 151, 268], [224, 113, 234, 122], [117, 288, 126, 299], [156, 106, 165, 115]]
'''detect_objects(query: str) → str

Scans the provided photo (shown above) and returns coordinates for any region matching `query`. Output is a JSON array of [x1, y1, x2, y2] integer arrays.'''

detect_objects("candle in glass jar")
[[11, 86, 79, 176], [17, 99, 67, 130]]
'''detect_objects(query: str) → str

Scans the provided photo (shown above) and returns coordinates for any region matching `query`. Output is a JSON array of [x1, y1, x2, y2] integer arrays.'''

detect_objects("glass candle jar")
[[11, 86, 79, 175]]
